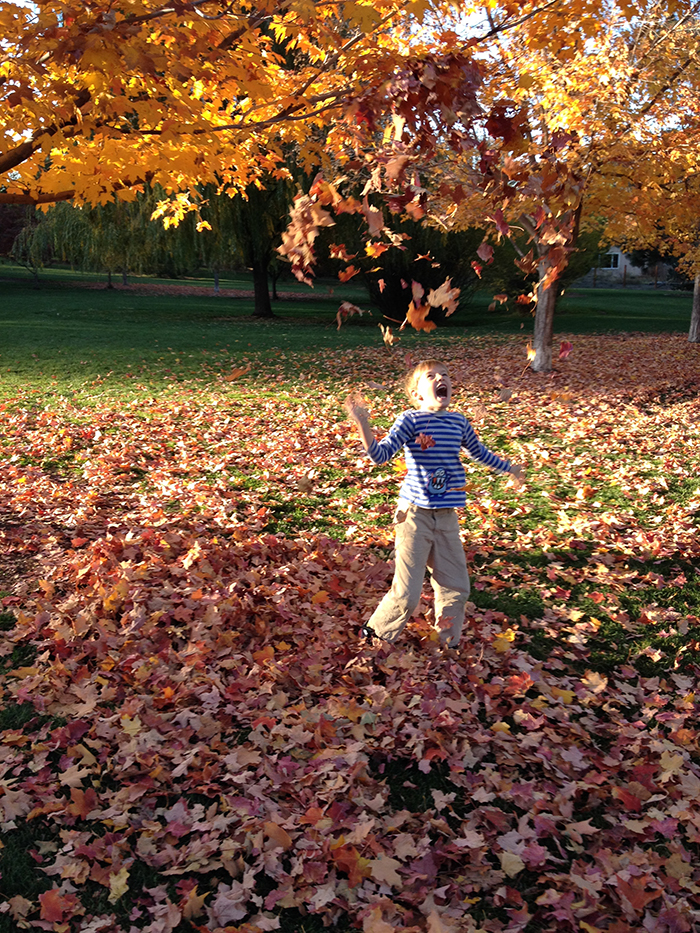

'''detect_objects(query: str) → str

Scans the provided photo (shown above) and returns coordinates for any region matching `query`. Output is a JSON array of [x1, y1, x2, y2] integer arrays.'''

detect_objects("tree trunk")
[[531, 264, 558, 373], [213, 269, 220, 294], [122, 268, 128, 286], [251, 259, 273, 318], [690, 273, 700, 342]]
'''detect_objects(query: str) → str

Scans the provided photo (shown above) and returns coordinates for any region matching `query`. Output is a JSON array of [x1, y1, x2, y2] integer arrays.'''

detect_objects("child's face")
[[413, 365, 452, 411]]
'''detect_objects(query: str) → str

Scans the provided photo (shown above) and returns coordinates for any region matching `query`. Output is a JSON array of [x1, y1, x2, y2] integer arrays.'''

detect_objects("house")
[[575, 248, 670, 286]]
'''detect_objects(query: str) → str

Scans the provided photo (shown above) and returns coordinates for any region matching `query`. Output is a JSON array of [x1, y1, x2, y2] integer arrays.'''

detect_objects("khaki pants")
[[368, 502, 470, 647]]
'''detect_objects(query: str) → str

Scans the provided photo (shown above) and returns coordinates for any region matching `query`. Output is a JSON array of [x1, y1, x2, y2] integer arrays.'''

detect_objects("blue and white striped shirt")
[[367, 409, 512, 509]]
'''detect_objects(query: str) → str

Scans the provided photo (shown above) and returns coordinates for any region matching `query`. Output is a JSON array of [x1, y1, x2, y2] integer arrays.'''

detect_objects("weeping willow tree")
[[10, 189, 201, 286], [193, 176, 296, 316]]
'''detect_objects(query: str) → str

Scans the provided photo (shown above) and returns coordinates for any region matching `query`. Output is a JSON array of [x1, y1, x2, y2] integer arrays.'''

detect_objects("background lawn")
[[0, 262, 694, 398]]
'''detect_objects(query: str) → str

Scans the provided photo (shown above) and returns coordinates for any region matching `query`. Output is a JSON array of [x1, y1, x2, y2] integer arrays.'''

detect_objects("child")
[[344, 359, 524, 648]]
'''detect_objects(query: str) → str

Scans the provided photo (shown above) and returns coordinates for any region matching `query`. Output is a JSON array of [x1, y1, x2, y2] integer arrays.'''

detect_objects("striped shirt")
[[367, 409, 512, 509]]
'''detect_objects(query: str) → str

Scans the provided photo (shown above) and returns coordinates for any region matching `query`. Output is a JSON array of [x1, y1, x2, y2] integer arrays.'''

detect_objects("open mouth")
[[436, 385, 448, 398]]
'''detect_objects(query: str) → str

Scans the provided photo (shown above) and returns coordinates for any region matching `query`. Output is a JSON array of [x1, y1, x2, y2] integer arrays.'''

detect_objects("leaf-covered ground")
[[1, 333, 699, 933]]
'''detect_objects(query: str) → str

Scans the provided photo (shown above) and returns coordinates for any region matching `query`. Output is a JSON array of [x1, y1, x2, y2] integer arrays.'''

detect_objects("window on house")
[[599, 252, 620, 269]]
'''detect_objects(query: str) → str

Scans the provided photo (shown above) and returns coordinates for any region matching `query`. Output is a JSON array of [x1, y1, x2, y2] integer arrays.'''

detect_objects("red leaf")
[[39, 889, 77, 923]]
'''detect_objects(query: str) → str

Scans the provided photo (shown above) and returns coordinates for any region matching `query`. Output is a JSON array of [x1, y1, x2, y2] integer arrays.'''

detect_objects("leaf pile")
[[1, 334, 700, 933]]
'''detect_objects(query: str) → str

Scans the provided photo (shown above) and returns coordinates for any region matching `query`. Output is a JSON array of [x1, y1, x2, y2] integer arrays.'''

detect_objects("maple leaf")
[[378, 324, 398, 348], [336, 301, 371, 330], [108, 866, 130, 904], [338, 264, 361, 282], [225, 363, 252, 381], [329, 243, 357, 261], [615, 876, 662, 914], [39, 889, 78, 923], [331, 843, 371, 887], [369, 855, 403, 887], [477, 242, 494, 263], [181, 885, 209, 920], [264, 821, 293, 850], [405, 300, 436, 333], [363, 907, 396, 933], [427, 278, 460, 317], [417, 432, 435, 450], [559, 340, 574, 360], [365, 242, 390, 258]]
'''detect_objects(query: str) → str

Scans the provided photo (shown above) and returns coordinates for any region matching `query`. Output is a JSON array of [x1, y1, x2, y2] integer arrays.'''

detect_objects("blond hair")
[[404, 359, 449, 405]]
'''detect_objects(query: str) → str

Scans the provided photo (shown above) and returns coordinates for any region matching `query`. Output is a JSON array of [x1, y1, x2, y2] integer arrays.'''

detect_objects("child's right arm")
[[344, 393, 375, 451]]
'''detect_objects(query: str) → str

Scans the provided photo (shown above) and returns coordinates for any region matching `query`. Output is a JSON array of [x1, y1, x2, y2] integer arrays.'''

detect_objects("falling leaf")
[[224, 363, 252, 381], [378, 324, 398, 348], [477, 242, 494, 263], [559, 340, 574, 360]]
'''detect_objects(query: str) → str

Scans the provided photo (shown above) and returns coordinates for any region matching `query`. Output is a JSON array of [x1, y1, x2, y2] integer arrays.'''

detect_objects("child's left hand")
[[509, 464, 526, 487]]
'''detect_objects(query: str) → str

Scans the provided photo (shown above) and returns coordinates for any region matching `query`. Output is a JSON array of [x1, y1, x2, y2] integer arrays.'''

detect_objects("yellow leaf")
[[499, 851, 525, 877], [120, 715, 143, 736], [108, 866, 130, 904], [491, 721, 511, 733], [9, 666, 39, 679], [312, 590, 329, 604], [103, 579, 128, 612], [493, 627, 516, 653], [551, 687, 576, 704]]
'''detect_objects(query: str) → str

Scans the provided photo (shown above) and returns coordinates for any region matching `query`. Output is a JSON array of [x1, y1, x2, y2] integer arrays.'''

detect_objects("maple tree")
[[1, 331, 700, 932], [600, 150, 700, 344], [275, 0, 700, 368], [0, 0, 562, 208], [425, 4, 700, 369]]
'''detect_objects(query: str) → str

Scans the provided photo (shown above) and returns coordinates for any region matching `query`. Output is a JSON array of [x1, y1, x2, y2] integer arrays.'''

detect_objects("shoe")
[[361, 623, 378, 642]]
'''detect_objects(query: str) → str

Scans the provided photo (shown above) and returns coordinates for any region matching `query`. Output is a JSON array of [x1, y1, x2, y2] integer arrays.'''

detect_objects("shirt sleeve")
[[461, 417, 512, 473], [367, 411, 415, 465]]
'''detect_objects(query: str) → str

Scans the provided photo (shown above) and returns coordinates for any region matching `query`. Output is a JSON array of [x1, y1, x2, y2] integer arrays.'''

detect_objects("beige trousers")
[[368, 502, 470, 647]]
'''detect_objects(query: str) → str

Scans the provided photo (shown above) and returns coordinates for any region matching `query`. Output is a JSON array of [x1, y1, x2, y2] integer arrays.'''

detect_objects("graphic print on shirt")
[[427, 467, 451, 498]]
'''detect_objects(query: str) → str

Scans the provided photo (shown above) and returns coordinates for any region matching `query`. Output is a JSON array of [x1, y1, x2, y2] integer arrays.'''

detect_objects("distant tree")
[[10, 208, 58, 286], [0, 205, 29, 256], [196, 177, 296, 318]]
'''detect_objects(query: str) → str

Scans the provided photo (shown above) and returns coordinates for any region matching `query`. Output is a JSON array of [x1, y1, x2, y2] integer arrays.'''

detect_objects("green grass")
[[0, 264, 693, 400]]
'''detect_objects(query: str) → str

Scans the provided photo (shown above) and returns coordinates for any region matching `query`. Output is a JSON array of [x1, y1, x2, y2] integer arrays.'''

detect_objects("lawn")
[[0, 262, 694, 396], [0, 273, 699, 933]]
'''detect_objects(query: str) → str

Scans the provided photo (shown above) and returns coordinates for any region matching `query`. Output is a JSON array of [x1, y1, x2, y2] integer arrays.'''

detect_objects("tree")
[[0, 0, 512, 207], [9, 191, 197, 285], [274, 3, 700, 366], [6, 1, 700, 358], [601, 148, 700, 343], [438, 7, 700, 369], [195, 178, 296, 317]]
